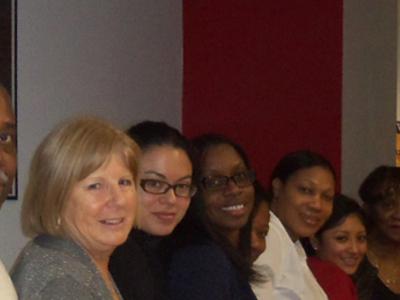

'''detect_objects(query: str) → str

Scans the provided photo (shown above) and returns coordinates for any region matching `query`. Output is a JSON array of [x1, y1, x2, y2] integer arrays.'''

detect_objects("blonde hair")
[[21, 117, 140, 238]]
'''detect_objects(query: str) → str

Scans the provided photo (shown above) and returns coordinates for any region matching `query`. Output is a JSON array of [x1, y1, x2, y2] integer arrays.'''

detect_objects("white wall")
[[0, 0, 182, 268], [342, 0, 397, 198]]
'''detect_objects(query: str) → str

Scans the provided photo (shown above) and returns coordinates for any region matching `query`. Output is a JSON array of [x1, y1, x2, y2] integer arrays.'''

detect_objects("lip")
[[301, 212, 322, 227], [221, 202, 247, 217], [153, 212, 177, 223], [99, 218, 125, 228]]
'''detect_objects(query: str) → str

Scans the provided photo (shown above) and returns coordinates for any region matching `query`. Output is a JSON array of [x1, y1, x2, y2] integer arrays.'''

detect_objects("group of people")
[[0, 83, 399, 300]]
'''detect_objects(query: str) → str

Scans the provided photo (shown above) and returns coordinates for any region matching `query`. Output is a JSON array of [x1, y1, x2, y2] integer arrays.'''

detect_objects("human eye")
[[119, 177, 133, 187], [87, 182, 102, 190], [322, 193, 334, 203], [0, 132, 12, 144], [334, 235, 348, 243], [298, 185, 313, 195], [357, 234, 367, 243], [174, 183, 192, 196], [203, 176, 227, 189], [142, 179, 168, 193]]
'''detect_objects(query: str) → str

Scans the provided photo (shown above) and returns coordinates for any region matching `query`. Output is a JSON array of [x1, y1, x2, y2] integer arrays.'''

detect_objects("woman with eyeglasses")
[[167, 134, 258, 300], [253, 150, 336, 300], [109, 121, 196, 300]]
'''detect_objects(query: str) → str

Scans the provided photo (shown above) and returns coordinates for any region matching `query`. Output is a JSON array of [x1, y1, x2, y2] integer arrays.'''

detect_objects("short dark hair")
[[359, 165, 400, 205], [315, 194, 366, 240], [271, 150, 336, 184]]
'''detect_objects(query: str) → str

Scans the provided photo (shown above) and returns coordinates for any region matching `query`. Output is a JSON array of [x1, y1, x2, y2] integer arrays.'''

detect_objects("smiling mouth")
[[342, 257, 361, 268], [222, 204, 244, 211], [100, 218, 124, 225]]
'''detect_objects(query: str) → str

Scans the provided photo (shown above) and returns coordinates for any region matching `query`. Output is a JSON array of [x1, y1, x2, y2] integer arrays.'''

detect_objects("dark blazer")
[[109, 230, 169, 300], [11, 235, 118, 300]]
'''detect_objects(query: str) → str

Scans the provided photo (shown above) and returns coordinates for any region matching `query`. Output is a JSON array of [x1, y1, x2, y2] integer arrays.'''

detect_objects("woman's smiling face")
[[315, 214, 367, 274], [201, 144, 255, 234], [272, 166, 335, 241]]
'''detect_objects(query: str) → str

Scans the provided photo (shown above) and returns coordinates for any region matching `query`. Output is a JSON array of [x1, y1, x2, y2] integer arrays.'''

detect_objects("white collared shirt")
[[0, 259, 17, 299], [252, 212, 327, 300]]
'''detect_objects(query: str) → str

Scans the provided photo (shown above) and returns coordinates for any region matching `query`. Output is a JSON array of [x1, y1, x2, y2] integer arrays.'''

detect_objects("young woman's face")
[[315, 214, 367, 274], [201, 144, 255, 234], [272, 166, 335, 241], [250, 201, 270, 262], [136, 145, 193, 236], [370, 192, 400, 244]]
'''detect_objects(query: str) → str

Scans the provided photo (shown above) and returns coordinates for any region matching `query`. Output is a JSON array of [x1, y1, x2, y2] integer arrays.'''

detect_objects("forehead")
[[289, 166, 334, 184], [325, 214, 366, 234], [201, 144, 245, 172]]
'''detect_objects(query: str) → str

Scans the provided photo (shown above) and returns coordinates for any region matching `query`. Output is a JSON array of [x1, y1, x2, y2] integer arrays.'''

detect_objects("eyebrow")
[[143, 171, 192, 182]]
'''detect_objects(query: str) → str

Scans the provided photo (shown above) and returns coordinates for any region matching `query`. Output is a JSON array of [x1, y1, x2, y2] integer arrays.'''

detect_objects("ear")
[[272, 178, 283, 199]]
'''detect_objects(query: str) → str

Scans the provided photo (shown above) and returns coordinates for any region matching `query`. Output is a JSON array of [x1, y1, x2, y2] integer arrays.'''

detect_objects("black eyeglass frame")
[[139, 179, 197, 198], [201, 169, 256, 190]]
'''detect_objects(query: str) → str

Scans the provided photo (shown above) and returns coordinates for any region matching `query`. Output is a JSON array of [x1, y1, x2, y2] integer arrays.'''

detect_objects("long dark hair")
[[126, 120, 193, 162], [172, 133, 257, 282]]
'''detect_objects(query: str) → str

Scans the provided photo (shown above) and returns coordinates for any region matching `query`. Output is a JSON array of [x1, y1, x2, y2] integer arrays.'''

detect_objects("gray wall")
[[342, 0, 397, 198], [0, 0, 182, 268]]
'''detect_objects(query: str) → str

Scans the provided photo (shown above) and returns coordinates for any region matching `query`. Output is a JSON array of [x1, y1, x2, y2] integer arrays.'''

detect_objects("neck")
[[215, 227, 240, 248], [368, 230, 400, 259], [270, 207, 298, 242]]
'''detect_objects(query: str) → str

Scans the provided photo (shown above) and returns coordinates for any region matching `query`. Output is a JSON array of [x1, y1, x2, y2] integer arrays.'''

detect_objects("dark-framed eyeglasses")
[[201, 170, 256, 191], [140, 179, 197, 198]]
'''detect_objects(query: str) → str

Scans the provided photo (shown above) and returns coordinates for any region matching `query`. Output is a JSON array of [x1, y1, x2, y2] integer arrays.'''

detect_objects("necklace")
[[368, 250, 400, 288]]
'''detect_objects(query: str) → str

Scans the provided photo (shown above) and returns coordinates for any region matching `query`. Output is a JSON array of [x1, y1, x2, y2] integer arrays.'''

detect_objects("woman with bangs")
[[306, 194, 367, 300], [11, 117, 140, 300]]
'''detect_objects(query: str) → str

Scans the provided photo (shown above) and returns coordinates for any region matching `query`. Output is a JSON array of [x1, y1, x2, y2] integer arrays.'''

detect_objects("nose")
[[107, 184, 125, 205], [160, 187, 178, 205], [309, 195, 323, 211], [348, 239, 361, 254], [224, 178, 241, 194]]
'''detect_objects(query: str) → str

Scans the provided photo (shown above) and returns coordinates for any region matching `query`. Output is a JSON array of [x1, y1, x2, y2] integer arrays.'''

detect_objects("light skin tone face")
[[201, 144, 255, 242], [63, 153, 136, 260], [136, 145, 192, 236], [272, 166, 335, 241], [250, 201, 270, 262], [0, 87, 16, 207], [369, 194, 400, 244], [314, 214, 367, 274]]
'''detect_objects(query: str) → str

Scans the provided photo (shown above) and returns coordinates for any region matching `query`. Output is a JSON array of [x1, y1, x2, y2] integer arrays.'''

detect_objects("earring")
[[56, 217, 61, 228]]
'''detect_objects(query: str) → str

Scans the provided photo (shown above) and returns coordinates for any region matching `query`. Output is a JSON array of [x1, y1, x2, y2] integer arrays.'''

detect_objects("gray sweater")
[[11, 235, 119, 300]]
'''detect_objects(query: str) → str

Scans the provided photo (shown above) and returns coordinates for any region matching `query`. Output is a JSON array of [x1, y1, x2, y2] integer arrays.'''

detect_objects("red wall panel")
[[182, 1, 343, 187]]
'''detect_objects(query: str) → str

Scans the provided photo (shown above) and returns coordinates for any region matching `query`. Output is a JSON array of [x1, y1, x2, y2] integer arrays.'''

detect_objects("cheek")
[[137, 190, 159, 212], [203, 193, 220, 211], [4, 152, 16, 176]]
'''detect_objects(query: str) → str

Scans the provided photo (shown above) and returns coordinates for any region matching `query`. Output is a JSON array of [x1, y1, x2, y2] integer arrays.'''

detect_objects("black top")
[[167, 240, 257, 300], [354, 257, 400, 300], [109, 230, 169, 300]]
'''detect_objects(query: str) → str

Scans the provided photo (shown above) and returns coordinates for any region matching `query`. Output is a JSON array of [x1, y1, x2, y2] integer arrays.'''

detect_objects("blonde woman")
[[11, 117, 140, 300]]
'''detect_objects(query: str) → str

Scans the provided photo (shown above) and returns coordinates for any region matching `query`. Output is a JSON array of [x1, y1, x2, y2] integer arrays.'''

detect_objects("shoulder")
[[11, 237, 106, 299], [170, 240, 230, 271], [308, 257, 357, 300], [167, 241, 241, 300], [255, 212, 294, 273], [0, 259, 17, 299]]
